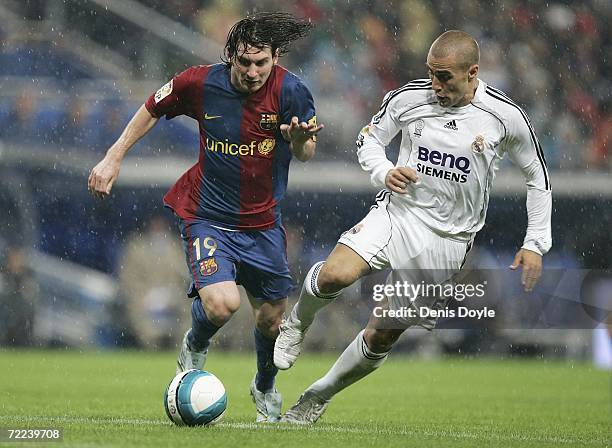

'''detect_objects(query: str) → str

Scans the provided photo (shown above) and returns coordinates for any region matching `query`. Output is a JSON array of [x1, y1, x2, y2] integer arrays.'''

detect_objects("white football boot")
[[274, 314, 307, 370], [281, 390, 329, 424], [249, 376, 282, 422], [176, 330, 208, 374]]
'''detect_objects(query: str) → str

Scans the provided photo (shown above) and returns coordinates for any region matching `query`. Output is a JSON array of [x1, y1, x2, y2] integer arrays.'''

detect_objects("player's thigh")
[[385, 219, 471, 330], [178, 219, 242, 315], [336, 191, 394, 272], [238, 225, 294, 302]]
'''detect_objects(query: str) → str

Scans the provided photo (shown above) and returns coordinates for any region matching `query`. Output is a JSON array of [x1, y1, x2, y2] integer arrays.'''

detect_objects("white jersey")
[[356, 78, 552, 255]]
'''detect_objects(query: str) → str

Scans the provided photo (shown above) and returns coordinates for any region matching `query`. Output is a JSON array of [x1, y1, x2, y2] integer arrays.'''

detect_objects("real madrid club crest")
[[259, 113, 278, 131], [199, 258, 218, 276], [414, 119, 425, 137], [258, 138, 275, 156], [471, 134, 485, 154]]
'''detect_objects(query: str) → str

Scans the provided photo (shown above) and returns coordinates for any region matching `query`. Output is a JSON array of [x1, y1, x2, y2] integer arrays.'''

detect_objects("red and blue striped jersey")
[[145, 63, 316, 230]]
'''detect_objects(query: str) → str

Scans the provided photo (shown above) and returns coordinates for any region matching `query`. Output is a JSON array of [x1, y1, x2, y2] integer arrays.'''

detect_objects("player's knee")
[[255, 307, 284, 338], [317, 261, 358, 294], [363, 328, 400, 353], [202, 293, 240, 325]]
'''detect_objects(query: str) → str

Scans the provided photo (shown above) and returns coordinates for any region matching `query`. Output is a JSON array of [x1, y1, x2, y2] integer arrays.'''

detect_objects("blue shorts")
[[178, 219, 293, 301]]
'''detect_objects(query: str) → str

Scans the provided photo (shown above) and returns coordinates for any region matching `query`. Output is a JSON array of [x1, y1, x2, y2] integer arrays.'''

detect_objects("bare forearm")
[[107, 105, 158, 161], [291, 138, 316, 162]]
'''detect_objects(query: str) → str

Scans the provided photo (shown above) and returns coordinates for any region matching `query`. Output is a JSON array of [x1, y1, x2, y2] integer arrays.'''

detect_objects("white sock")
[[291, 261, 342, 329], [308, 330, 389, 401]]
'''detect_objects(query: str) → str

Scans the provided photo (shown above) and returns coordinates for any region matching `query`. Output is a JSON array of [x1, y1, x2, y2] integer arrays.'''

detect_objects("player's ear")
[[272, 48, 280, 65], [468, 64, 479, 80]]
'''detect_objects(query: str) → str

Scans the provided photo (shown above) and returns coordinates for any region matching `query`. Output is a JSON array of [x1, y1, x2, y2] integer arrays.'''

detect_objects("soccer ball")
[[163, 369, 227, 426]]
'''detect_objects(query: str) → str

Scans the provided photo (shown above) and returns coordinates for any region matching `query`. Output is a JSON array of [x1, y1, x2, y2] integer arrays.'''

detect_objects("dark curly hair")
[[222, 12, 313, 63]]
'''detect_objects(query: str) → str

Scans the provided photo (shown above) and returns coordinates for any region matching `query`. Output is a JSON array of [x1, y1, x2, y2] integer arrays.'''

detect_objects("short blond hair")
[[430, 30, 479, 69]]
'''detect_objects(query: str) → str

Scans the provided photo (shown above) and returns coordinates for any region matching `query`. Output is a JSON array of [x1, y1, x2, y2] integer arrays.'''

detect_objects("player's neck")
[[455, 79, 479, 108]]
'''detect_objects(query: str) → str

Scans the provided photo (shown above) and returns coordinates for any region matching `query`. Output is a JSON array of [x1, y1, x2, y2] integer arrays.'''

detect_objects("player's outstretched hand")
[[280, 116, 324, 146], [509, 248, 542, 292], [385, 167, 418, 194], [88, 155, 121, 199]]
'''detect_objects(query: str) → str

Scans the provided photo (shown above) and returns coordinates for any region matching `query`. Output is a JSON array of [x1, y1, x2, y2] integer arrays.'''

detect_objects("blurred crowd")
[[0, 92, 198, 156], [186, 0, 611, 168], [1, 0, 610, 167]]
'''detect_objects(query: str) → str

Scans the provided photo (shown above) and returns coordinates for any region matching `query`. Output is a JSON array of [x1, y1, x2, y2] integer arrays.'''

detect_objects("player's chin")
[[245, 81, 261, 92]]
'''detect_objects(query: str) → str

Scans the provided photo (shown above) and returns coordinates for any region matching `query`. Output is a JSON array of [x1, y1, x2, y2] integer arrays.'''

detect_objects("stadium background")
[[0, 0, 610, 362]]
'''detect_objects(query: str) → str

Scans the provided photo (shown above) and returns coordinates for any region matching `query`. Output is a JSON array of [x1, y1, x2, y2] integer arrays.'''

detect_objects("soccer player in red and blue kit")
[[88, 12, 322, 422]]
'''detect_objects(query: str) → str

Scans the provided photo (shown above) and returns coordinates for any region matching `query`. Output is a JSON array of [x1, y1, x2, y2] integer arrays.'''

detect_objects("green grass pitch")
[[0, 349, 609, 447]]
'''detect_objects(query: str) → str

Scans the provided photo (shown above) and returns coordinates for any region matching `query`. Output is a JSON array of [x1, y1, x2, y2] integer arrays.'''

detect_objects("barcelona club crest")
[[199, 258, 218, 276], [259, 113, 278, 131], [258, 138, 276, 156]]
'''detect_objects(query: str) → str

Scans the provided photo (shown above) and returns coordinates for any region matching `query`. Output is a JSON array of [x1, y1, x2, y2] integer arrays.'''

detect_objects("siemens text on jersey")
[[416, 146, 470, 183]]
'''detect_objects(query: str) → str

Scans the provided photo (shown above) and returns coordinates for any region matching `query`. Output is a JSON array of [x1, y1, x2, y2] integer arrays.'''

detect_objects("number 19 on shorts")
[[192, 237, 217, 260]]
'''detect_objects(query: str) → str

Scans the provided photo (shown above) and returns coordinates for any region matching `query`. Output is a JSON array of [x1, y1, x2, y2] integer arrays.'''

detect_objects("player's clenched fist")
[[385, 167, 418, 194], [88, 155, 121, 199]]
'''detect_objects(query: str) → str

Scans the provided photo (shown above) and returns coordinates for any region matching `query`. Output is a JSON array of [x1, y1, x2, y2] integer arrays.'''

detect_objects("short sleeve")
[[145, 66, 203, 120], [280, 77, 316, 128]]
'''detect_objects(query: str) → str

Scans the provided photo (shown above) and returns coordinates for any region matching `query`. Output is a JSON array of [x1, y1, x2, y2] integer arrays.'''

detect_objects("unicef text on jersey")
[[206, 138, 257, 157]]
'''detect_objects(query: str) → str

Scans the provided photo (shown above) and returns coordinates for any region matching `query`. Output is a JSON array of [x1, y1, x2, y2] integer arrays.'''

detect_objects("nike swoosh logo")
[[204, 113, 222, 120]]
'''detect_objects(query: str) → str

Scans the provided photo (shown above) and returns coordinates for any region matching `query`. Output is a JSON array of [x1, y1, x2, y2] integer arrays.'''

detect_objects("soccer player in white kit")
[[274, 30, 553, 423]]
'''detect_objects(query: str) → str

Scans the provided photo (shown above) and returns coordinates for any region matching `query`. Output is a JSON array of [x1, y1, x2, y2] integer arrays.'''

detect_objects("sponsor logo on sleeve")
[[308, 115, 317, 142], [356, 124, 370, 148], [154, 79, 173, 104]]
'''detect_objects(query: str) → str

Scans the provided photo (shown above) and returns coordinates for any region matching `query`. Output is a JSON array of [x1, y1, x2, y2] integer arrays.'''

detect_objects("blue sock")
[[254, 328, 278, 393], [188, 298, 221, 352]]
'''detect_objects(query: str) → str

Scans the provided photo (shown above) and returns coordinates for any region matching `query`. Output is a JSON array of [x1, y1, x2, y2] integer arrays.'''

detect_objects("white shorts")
[[338, 191, 473, 329]]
